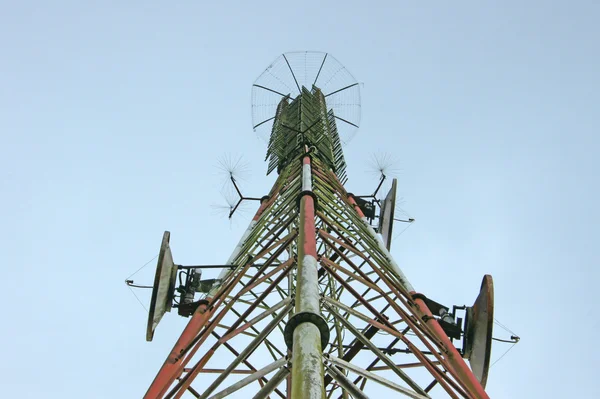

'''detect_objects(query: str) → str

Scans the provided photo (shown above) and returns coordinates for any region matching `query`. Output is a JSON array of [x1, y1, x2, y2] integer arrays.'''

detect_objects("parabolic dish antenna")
[[251, 51, 361, 145], [378, 178, 398, 251], [146, 231, 178, 342], [463, 274, 495, 388]]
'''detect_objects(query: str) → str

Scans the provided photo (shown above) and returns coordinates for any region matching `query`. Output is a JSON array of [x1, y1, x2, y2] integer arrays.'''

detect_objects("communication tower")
[[139, 52, 498, 399]]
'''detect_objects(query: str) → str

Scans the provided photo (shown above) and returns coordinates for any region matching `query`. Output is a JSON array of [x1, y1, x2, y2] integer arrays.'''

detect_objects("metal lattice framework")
[[143, 53, 490, 399]]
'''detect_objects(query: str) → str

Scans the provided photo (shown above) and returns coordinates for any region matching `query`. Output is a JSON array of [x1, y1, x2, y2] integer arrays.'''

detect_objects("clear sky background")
[[1, 1, 598, 398]]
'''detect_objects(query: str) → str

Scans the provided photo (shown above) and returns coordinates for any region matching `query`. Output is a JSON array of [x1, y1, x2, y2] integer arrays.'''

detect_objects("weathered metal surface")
[[291, 156, 326, 399], [412, 294, 490, 399], [292, 323, 325, 399], [323, 302, 428, 397], [328, 356, 429, 399], [198, 304, 292, 399], [208, 358, 288, 399], [324, 361, 369, 399], [144, 303, 211, 398], [252, 366, 291, 399], [349, 195, 415, 293], [220, 297, 292, 343]]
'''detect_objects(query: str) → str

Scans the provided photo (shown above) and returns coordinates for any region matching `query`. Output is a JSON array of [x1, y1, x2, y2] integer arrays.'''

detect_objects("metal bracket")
[[296, 190, 318, 210], [283, 311, 330, 351], [227, 176, 263, 219], [413, 293, 463, 340]]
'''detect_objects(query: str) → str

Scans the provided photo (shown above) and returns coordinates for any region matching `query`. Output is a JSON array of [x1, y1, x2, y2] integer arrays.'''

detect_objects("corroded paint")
[[292, 156, 325, 399], [296, 255, 320, 314], [144, 305, 211, 398], [413, 295, 490, 399]]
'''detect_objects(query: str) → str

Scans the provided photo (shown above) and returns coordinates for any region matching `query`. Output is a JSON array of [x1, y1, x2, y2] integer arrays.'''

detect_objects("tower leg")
[[144, 303, 210, 399], [413, 296, 490, 399]]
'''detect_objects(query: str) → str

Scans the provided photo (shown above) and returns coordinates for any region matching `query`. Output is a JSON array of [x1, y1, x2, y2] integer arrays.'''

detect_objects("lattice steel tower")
[[141, 52, 495, 399]]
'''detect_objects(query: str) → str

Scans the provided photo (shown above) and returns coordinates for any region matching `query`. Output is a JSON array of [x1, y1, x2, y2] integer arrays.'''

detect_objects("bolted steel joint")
[[411, 293, 427, 302], [296, 190, 318, 209], [283, 311, 330, 351]]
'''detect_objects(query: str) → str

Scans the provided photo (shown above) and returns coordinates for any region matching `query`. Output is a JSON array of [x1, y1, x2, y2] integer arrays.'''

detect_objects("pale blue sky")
[[1, 1, 598, 398]]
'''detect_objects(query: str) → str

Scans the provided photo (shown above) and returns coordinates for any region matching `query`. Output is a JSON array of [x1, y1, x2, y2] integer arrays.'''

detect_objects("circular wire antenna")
[[252, 51, 361, 145]]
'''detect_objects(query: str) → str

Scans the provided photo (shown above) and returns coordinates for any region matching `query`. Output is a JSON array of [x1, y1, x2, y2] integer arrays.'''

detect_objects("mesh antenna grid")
[[251, 52, 361, 145]]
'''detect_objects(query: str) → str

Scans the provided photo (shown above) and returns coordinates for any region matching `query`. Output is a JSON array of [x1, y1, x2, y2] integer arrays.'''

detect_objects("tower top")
[[251, 52, 361, 145]]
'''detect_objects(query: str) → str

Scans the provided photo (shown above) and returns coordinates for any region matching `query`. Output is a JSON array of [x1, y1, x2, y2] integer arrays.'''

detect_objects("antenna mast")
[[140, 52, 496, 398]]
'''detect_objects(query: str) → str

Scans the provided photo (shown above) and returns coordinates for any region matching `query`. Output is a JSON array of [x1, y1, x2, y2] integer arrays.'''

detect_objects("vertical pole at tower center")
[[292, 155, 326, 399]]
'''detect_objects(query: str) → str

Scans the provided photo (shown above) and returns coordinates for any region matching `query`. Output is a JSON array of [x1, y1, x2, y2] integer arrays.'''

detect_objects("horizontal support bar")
[[178, 264, 283, 270], [328, 356, 429, 399]]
